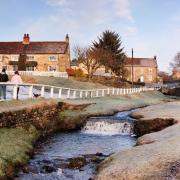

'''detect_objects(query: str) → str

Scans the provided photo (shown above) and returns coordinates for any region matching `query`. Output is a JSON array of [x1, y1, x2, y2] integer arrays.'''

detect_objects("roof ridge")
[[0, 41, 66, 43]]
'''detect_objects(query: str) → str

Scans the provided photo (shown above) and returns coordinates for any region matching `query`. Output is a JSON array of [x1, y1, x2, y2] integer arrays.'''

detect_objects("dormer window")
[[49, 55, 57, 61]]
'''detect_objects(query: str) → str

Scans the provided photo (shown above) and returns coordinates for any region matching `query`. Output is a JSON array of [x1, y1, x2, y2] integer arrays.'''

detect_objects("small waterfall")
[[81, 119, 134, 135]]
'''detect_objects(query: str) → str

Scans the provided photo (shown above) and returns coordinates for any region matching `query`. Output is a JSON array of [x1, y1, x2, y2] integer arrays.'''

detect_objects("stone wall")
[[0, 101, 62, 135]]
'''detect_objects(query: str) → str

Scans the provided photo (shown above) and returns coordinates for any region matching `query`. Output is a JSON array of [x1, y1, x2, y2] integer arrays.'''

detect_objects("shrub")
[[66, 68, 75, 76], [74, 69, 85, 78]]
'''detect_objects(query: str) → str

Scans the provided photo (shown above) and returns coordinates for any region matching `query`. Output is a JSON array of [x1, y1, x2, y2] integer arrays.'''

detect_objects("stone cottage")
[[0, 34, 70, 73], [71, 56, 158, 83], [125, 57, 158, 83]]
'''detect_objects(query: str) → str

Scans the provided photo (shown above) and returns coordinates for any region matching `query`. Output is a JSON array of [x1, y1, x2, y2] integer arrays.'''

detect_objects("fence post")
[[73, 90, 76, 99], [29, 85, 33, 98], [13, 85, 18, 100], [85, 91, 88, 98], [41, 86, 45, 97], [112, 88, 115, 95], [67, 89, 70, 99], [80, 91, 83, 98], [107, 88, 110, 95], [50, 87, 54, 98], [117, 88, 119, 95], [96, 90, 99, 97], [102, 89, 105, 97], [58, 88, 62, 99]]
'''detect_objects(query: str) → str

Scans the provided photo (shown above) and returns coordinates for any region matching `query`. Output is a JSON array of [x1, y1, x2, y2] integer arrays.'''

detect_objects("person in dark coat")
[[0, 68, 9, 100]]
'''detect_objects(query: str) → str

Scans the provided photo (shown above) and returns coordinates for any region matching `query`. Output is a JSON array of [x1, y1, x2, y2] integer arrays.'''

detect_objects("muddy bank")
[[160, 87, 180, 97], [96, 101, 180, 180]]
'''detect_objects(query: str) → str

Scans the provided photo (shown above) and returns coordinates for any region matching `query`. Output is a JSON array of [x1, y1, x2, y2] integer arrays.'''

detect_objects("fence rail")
[[6, 71, 68, 78], [0, 82, 160, 100]]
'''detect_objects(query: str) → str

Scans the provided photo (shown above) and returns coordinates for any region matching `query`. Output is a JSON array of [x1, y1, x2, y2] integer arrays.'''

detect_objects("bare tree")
[[74, 46, 102, 80], [170, 52, 180, 71]]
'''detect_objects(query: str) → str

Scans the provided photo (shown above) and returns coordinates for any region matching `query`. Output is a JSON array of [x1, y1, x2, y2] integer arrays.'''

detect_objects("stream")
[[16, 110, 137, 180]]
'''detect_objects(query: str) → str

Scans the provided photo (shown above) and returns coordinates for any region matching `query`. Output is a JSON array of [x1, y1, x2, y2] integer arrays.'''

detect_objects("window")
[[13, 65, 18, 71], [11, 55, 19, 61], [27, 56, 35, 61], [49, 55, 57, 61], [0, 55, 2, 62], [2, 65, 8, 70], [26, 66, 35, 71], [48, 66, 57, 72], [148, 68, 152, 74]]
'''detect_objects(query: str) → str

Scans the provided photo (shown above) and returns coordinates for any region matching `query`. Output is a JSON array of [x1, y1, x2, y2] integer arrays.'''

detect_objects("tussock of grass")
[[0, 126, 39, 178]]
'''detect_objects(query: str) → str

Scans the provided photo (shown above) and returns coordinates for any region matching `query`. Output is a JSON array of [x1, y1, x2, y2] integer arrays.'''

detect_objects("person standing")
[[11, 71, 23, 100], [0, 68, 9, 100]]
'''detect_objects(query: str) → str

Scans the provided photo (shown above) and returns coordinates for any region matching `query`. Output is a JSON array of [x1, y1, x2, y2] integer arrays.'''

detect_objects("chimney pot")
[[23, 33, 30, 45]]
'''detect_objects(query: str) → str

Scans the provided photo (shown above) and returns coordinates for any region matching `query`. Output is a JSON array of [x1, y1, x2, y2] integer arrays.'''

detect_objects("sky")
[[0, 0, 180, 71]]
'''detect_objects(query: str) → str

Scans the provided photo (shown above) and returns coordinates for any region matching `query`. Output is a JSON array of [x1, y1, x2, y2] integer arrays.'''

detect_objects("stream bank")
[[96, 101, 180, 180], [0, 91, 175, 179]]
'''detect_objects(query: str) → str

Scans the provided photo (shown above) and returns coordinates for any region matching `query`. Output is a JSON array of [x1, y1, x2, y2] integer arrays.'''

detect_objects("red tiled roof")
[[0, 41, 68, 54], [125, 58, 157, 67]]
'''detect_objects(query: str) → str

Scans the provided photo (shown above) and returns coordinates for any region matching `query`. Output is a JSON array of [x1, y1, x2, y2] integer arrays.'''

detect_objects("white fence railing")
[[6, 71, 68, 78], [0, 82, 159, 100]]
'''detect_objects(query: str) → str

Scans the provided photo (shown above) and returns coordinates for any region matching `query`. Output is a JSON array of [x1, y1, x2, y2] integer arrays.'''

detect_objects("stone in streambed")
[[42, 165, 56, 173], [68, 157, 87, 169]]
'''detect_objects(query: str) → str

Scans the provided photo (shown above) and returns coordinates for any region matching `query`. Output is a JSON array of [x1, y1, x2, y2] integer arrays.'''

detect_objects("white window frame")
[[26, 66, 35, 71], [48, 65, 57, 72], [11, 55, 19, 61], [48, 55, 57, 62]]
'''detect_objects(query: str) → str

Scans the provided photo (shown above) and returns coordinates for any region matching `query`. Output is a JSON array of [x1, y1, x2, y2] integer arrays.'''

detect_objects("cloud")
[[45, 0, 134, 21], [112, 0, 134, 22], [124, 26, 137, 36], [46, 0, 67, 6]]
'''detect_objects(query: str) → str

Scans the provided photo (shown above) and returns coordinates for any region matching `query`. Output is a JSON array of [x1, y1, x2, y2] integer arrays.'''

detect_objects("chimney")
[[65, 34, 69, 43], [23, 34, 30, 44], [154, 56, 157, 60]]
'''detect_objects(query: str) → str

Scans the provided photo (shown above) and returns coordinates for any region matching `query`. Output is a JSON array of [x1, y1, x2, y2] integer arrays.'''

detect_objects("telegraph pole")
[[132, 48, 134, 87]]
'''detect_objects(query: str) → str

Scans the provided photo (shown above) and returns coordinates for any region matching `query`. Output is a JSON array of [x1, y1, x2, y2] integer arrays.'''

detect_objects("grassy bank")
[[0, 126, 39, 179], [0, 91, 174, 179], [22, 76, 108, 89]]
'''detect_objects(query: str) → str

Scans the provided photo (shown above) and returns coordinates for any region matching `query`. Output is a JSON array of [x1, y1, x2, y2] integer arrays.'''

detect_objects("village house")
[[125, 57, 158, 83], [0, 34, 70, 75], [172, 68, 180, 80], [71, 56, 158, 83]]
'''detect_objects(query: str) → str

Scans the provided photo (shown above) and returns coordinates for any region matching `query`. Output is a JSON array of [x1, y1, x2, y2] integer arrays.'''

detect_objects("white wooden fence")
[[0, 82, 159, 100], [6, 71, 68, 78]]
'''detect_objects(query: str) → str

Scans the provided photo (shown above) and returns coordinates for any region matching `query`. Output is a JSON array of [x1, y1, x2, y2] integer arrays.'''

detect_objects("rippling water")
[[16, 110, 137, 180]]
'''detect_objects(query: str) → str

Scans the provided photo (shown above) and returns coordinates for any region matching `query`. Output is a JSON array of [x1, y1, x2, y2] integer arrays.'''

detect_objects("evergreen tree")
[[93, 30, 126, 77], [18, 54, 27, 71]]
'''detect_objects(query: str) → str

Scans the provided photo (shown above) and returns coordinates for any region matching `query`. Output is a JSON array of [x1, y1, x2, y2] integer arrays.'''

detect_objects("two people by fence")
[[0, 69, 23, 100]]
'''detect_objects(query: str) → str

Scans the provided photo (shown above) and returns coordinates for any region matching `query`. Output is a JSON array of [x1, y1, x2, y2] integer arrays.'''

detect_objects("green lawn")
[[34, 76, 108, 89]]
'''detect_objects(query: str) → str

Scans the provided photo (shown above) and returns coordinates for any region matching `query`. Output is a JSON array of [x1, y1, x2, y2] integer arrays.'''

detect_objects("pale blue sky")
[[0, 0, 180, 71]]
